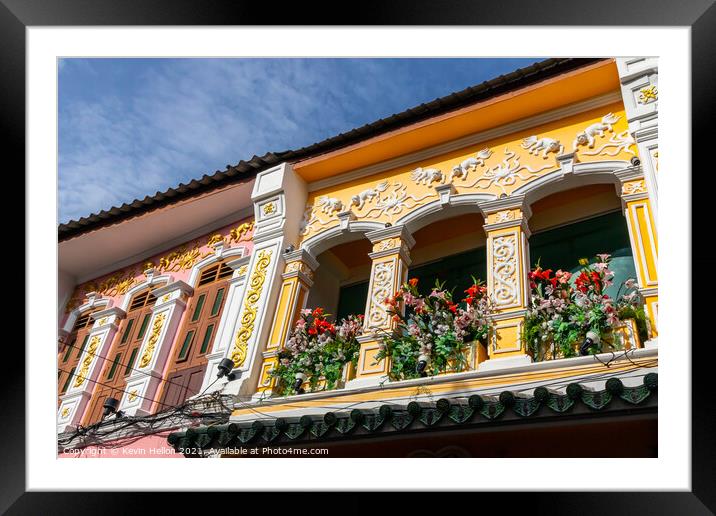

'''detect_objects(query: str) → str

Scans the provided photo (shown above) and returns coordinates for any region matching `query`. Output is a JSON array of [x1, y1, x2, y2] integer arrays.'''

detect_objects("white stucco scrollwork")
[[463, 148, 553, 196], [492, 234, 518, 307], [367, 260, 396, 329]]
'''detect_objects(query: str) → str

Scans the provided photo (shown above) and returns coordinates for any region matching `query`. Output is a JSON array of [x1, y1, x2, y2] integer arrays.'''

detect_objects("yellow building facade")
[[59, 58, 659, 457]]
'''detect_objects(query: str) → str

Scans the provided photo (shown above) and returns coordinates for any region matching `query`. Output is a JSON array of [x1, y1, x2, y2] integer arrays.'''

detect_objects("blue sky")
[[58, 58, 539, 223]]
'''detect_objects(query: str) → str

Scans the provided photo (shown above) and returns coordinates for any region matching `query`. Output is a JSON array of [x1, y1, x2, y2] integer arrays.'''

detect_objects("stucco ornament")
[[410, 167, 445, 186], [492, 235, 519, 307], [362, 182, 433, 220], [230, 249, 272, 367], [138, 311, 167, 369], [351, 181, 389, 210], [367, 260, 396, 329], [316, 195, 344, 215], [450, 148, 492, 181], [581, 130, 637, 157], [572, 113, 621, 150], [464, 148, 552, 196], [521, 135, 564, 159], [74, 335, 102, 387]]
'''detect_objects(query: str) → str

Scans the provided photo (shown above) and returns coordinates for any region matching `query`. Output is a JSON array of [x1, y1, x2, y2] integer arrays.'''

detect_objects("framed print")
[[5, 0, 715, 512]]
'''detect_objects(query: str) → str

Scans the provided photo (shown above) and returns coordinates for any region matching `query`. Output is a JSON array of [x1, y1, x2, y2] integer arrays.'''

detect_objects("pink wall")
[[58, 431, 183, 458], [60, 216, 255, 327]]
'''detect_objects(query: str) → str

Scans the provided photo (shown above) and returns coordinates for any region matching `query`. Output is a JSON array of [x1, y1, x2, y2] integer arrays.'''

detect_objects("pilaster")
[[348, 224, 415, 387], [616, 168, 659, 336], [616, 57, 659, 220], [218, 163, 309, 399], [120, 280, 192, 416], [255, 249, 318, 396], [479, 195, 533, 371], [57, 307, 124, 432]]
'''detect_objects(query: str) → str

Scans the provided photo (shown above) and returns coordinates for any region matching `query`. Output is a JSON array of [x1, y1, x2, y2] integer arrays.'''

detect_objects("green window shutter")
[[178, 330, 195, 360], [107, 353, 122, 380], [124, 348, 138, 376], [200, 324, 215, 354], [210, 289, 225, 316], [61, 367, 75, 393], [76, 335, 89, 358], [137, 313, 151, 340], [120, 319, 135, 344], [191, 294, 206, 322]]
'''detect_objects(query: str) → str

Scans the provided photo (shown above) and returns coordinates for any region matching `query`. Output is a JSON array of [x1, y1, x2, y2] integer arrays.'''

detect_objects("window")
[[529, 211, 635, 298], [159, 260, 234, 407], [80, 282, 165, 425], [57, 307, 101, 402]]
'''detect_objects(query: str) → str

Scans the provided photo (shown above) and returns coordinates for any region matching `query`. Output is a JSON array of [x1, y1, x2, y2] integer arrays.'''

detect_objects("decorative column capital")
[[366, 224, 415, 264], [615, 167, 649, 202], [481, 195, 532, 238], [282, 248, 319, 284]]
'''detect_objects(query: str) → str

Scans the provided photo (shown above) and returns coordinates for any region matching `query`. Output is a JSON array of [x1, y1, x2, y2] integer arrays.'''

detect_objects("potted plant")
[[524, 254, 648, 361], [270, 308, 363, 395], [374, 277, 493, 381]]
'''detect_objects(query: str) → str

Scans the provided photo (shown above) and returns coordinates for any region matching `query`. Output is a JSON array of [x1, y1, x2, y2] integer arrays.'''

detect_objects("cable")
[[58, 337, 208, 399]]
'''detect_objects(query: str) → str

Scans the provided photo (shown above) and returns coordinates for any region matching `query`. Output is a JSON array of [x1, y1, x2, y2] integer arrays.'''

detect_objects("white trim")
[[306, 92, 623, 192], [118, 274, 173, 312], [186, 246, 246, 286], [234, 347, 658, 413], [300, 221, 383, 257], [511, 160, 630, 205], [395, 193, 495, 234], [61, 296, 111, 334]]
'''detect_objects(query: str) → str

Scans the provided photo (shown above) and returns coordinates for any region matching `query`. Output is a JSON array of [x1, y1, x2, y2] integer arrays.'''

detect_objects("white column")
[[57, 306, 125, 433], [120, 280, 193, 416], [218, 163, 309, 400], [616, 57, 659, 221]]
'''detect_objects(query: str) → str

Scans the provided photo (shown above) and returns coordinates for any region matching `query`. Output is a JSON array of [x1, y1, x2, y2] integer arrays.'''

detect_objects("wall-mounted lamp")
[[217, 358, 237, 381], [102, 397, 124, 419]]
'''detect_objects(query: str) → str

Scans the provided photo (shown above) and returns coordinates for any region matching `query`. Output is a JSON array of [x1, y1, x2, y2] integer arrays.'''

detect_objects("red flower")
[[408, 278, 419, 287], [308, 327, 317, 336], [312, 307, 324, 317], [447, 302, 458, 314]]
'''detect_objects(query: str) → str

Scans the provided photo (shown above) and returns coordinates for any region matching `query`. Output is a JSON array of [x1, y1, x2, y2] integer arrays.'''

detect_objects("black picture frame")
[[6, 0, 714, 513]]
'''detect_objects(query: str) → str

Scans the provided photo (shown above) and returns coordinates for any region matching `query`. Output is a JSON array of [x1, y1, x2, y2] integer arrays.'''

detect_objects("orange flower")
[[408, 278, 419, 287]]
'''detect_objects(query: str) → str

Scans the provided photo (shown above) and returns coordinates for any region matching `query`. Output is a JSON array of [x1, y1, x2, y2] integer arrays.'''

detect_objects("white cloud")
[[59, 58, 533, 223]]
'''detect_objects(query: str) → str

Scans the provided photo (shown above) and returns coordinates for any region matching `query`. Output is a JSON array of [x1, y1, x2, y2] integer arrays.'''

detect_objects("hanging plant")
[[523, 254, 648, 361], [374, 277, 494, 381], [270, 308, 363, 395]]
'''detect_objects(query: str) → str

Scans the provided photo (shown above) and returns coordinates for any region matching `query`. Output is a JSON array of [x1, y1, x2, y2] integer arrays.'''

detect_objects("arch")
[[61, 296, 111, 334], [119, 274, 173, 312], [187, 247, 247, 287], [512, 160, 630, 207], [300, 221, 384, 258], [396, 193, 496, 234]]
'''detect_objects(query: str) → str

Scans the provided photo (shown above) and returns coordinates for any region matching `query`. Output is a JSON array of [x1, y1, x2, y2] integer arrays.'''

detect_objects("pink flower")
[[597, 253, 611, 262]]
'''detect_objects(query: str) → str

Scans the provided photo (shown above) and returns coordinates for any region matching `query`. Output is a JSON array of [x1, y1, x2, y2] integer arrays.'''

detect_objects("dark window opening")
[[528, 210, 636, 298]]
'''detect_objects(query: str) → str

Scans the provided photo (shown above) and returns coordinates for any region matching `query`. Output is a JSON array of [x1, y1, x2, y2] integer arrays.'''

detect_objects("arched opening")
[[528, 183, 636, 298], [307, 237, 373, 321], [408, 212, 487, 296], [82, 282, 166, 425], [158, 260, 235, 408]]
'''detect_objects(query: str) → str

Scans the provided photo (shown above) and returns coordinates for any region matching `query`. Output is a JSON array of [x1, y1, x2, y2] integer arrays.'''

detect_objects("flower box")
[[531, 318, 642, 361]]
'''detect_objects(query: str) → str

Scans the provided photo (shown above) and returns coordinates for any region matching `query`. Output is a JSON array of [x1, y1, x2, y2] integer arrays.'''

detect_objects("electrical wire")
[[58, 337, 209, 400]]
